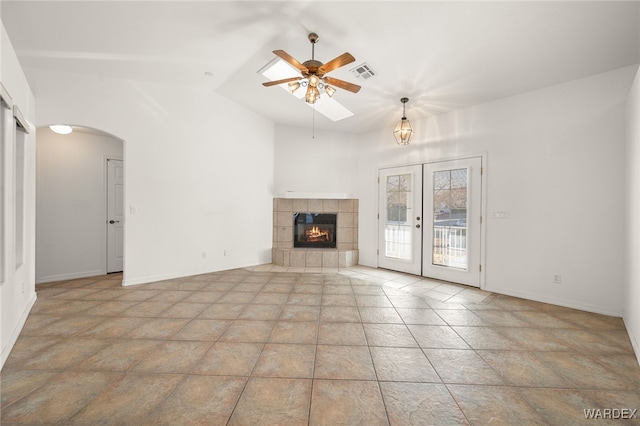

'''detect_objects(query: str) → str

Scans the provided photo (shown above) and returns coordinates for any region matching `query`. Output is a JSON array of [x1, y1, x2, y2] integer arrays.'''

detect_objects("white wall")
[[273, 125, 358, 197], [36, 128, 123, 283], [352, 66, 637, 316], [272, 68, 636, 317], [28, 68, 275, 286], [625, 65, 640, 363], [0, 22, 37, 369]]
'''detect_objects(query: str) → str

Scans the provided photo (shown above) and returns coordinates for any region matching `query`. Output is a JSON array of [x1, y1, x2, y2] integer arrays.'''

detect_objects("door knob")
[[416, 224, 421, 228], [416, 216, 421, 221], [109, 220, 120, 224]]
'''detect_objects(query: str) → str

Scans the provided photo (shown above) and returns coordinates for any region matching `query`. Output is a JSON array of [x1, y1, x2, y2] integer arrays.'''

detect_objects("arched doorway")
[[35, 125, 124, 283]]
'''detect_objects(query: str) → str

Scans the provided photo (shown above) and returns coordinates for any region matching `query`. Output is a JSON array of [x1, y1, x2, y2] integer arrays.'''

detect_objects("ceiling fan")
[[262, 32, 361, 104]]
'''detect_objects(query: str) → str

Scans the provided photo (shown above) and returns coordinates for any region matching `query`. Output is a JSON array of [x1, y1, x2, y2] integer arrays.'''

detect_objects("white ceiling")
[[2, 1, 639, 134]]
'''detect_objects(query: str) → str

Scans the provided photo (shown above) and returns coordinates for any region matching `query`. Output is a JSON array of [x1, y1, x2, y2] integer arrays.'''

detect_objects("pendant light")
[[393, 97, 414, 145]]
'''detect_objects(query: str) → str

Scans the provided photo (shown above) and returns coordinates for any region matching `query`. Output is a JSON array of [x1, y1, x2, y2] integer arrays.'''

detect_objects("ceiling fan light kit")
[[393, 97, 414, 145], [262, 32, 361, 105]]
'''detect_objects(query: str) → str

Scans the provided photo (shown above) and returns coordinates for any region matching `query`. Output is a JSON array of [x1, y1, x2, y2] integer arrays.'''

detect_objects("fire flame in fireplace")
[[305, 226, 330, 242]]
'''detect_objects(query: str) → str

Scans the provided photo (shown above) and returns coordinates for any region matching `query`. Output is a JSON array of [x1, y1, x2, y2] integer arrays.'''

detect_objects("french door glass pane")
[[432, 168, 468, 269], [385, 173, 412, 260]]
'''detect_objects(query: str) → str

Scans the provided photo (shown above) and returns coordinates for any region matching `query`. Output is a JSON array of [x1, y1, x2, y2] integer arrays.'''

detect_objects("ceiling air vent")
[[350, 63, 376, 80]]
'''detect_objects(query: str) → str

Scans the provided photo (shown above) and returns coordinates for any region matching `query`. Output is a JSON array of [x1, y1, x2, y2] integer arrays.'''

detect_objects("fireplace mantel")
[[279, 192, 353, 199], [272, 197, 358, 268]]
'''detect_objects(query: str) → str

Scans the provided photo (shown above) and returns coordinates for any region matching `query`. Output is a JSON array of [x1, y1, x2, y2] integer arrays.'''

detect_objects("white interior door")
[[378, 165, 423, 275], [107, 159, 124, 273], [423, 157, 482, 287]]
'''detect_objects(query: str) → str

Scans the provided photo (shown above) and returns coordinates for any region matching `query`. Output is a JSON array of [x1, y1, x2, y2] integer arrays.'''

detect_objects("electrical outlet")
[[201, 252, 207, 259], [224, 249, 230, 256], [553, 274, 562, 284]]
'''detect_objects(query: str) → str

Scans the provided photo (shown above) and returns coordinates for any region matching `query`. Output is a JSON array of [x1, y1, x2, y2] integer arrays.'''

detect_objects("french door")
[[378, 165, 423, 275], [378, 157, 483, 287]]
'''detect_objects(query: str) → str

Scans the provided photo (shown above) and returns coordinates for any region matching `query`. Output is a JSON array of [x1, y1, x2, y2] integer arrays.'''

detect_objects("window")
[[432, 168, 468, 269], [384, 173, 414, 261], [12, 104, 30, 269]]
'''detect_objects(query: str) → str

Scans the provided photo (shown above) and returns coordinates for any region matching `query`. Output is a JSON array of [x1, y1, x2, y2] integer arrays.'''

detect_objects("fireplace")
[[293, 212, 337, 248], [273, 198, 358, 268]]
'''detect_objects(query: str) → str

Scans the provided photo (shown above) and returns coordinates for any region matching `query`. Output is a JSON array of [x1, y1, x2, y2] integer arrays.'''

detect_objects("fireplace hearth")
[[294, 213, 337, 248]]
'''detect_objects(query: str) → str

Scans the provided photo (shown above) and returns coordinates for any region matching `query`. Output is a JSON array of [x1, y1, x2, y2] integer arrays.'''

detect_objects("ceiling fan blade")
[[323, 76, 361, 93], [318, 52, 355, 75], [273, 50, 308, 74], [262, 77, 302, 87]]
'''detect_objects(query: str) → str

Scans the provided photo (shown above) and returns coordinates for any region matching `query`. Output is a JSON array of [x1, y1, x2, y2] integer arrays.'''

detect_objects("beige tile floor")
[[2, 264, 639, 425]]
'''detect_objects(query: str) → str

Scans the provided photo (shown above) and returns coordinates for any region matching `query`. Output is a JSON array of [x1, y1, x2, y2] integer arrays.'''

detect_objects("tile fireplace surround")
[[272, 197, 359, 268]]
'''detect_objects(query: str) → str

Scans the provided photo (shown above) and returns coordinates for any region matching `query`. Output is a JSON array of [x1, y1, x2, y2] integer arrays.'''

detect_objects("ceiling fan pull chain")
[[312, 104, 316, 139]]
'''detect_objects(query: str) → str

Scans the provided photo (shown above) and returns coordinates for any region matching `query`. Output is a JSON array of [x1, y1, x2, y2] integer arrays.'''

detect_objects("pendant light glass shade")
[[393, 118, 413, 145], [393, 97, 413, 145]]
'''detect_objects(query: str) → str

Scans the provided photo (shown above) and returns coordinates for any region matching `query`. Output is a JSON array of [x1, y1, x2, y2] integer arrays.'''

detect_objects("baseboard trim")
[[36, 269, 105, 284], [123, 271, 190, 287], [1, 292, 37, 370], [487, 285, 622, 317], [122, 262, 268, 287], [623, 317, 640, 367]]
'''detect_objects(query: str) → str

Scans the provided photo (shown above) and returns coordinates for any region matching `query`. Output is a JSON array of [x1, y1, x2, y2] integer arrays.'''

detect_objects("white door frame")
[[377, 154, 487, 289]]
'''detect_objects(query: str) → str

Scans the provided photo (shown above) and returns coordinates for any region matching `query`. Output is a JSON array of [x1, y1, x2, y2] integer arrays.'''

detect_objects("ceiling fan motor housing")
[[303, 59, 323, 77]]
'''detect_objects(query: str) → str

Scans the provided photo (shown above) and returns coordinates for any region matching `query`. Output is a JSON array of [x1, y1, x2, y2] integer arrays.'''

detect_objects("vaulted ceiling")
[[2, 1, 639, 134]]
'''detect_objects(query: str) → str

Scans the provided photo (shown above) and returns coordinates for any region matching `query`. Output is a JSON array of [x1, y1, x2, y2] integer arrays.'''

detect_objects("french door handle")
[[416, 224, 421, 229], [109, 220, 120, 224]]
